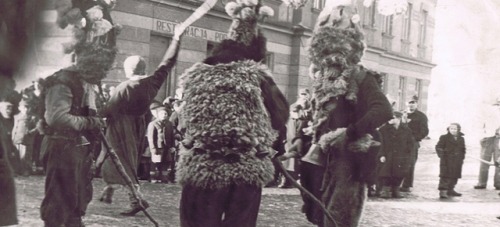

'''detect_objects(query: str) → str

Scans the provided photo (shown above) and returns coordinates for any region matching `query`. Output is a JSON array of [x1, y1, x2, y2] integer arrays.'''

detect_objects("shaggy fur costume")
[[176, 61, 276, 189], [303, 3, 393, 227]]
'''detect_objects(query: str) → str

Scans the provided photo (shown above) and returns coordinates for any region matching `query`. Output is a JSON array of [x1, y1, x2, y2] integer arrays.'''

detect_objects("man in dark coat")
[[401, 97, 429, 192], [377, 111, 415, 198], [0, 105, 18, 226]]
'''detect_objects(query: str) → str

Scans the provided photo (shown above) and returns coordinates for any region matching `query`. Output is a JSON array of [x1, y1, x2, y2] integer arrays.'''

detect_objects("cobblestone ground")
[[14, 139, 500, 226]]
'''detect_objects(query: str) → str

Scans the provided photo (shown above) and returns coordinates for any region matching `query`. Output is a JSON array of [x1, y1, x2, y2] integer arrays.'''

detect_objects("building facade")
[[27, 0, 437, 111]]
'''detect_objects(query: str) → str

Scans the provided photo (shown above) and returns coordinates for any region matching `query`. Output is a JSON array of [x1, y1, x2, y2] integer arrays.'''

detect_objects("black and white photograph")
[[1, 0, 500, 226]]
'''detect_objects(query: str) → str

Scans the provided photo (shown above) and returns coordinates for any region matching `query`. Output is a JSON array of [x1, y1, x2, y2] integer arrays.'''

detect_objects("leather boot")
[[392, 186, 403, 198], [99, 185, 114, 204], [439, 190, 449, 199], [379, 186, 391, 198], [448, 189, 462, 197]]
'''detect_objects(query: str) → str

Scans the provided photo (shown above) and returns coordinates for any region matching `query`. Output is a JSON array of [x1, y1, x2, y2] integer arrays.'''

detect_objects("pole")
[[272, 158, 338, 226], [99, 131, 160, 227]]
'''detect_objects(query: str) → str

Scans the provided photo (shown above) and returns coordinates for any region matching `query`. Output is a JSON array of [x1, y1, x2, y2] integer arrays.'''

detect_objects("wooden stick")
[[273, 158, 338, 226], [173, 0, 218, 40], [99, 131, 160, 227]]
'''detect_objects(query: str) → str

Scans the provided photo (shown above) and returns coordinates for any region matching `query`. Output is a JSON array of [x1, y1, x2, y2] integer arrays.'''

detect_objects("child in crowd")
[[436, 123, 466, 199], [377, 111, 415, 198], [147, 106, 175, 183]]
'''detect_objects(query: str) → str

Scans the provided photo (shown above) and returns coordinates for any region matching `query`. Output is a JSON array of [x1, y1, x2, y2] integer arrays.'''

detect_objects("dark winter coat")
[[436, 133, 466, 178], [321, 71, 394, 184], [406, 110, 429, 142], [377, 124, 415, 178], [0, 126, 18, 226]]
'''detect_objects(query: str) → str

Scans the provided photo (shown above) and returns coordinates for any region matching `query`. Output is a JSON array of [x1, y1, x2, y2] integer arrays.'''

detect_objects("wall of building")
[[19, 0, 437, 113]]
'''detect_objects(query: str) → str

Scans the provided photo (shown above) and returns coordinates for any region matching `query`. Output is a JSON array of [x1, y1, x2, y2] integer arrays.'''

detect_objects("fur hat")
[[224, 0, 274, 46], [55, 0, 120, 83]]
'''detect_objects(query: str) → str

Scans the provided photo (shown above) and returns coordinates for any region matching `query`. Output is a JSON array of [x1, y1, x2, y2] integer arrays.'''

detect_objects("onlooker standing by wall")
[[0, 91, 20, 226], [0, 94, 22, 175], [436, 123, 466, 199], [474, 97, 500, 190], [377, 111, 414, 198], [12, 100, 37, 176], [401, 96, 429, 192]]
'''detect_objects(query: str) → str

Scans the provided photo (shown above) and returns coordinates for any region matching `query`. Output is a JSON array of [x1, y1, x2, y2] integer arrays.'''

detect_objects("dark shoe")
[[495, 187, 500, 190], [400, 187, 411, 192], [120, 200, 149, 216], [497, 216, 500, 220], [474, 185, 486, 189], [392, 187, 404, 198], [448, 190, 462, 197], [439, 190, 449, 199]]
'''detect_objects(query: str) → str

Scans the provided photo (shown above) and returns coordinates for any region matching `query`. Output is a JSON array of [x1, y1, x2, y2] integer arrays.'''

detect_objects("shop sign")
[[153, 18, 228, 42]]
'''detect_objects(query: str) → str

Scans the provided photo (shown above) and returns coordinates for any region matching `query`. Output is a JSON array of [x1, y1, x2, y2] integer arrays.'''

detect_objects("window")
[[398, 76, 406, 110], [313, 0, 325, 10], [265, 52, 274, 71], [415, 79, 422, 99], [363, 2, 377, 27], [149, 34, 174, 98], [381, 73, 388, 93], [402, 3, 412, 40], [383, 15, 393, 35], [418, 10, 428, 45]]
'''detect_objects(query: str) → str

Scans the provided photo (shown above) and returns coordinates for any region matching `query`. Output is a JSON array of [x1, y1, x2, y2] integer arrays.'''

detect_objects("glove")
[[88, 117, 106, 130]]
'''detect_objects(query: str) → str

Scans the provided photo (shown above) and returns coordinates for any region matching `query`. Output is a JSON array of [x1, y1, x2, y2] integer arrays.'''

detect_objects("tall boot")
[[391, 186, 403, 198], [99, 185, 114, 204], [120, 186, 149, 216], [439, 190, 449, 199]]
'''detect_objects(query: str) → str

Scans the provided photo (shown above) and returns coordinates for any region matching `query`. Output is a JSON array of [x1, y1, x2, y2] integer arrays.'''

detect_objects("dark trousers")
[[438, 177, 458, 190], [299, 162, 325, 226], [380, 177, 404, 187], [180, 183, 262, 227], [40, 138, 93, 226], [402, 142, 419, 188], [0, 158, 17, 226]]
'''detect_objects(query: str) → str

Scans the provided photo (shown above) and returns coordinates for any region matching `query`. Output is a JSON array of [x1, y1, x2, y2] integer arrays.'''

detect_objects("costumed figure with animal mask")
[[175, 0, 289, 226], [281, 1, 393, 226], [38, 0, 121, 226]]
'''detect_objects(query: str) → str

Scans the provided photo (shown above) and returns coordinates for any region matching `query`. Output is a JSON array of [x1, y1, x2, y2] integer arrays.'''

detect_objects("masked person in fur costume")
[[97, 31, 184, 216], [291, 2, 392, 227], [38, 0, 122, 226], [175, 1, 289, 226]]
